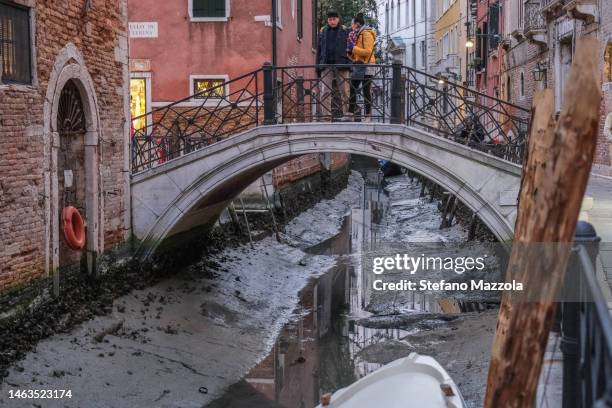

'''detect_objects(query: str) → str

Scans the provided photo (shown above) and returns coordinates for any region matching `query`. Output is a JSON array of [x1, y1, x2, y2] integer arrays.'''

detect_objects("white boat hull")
[[315, 353, 466, 408]]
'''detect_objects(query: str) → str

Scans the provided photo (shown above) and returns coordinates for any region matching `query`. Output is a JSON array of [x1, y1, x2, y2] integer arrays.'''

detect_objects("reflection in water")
[[207, 161, 486, 408]]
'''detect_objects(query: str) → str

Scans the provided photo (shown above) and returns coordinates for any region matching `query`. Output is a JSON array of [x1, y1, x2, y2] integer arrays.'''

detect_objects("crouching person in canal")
[[347, 13, 376, 122], [316, 11, 351, 121]]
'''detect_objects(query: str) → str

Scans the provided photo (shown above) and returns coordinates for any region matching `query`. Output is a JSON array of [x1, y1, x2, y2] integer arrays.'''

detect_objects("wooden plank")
[[484, 37, 602, 408]]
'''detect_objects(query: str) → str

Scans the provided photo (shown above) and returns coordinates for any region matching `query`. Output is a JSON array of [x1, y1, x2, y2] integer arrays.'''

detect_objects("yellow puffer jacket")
[[351, 28, 376, 64]]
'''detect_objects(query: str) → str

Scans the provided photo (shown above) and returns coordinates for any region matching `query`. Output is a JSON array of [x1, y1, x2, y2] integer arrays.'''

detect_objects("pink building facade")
[[127, 0, 351, 194], [128, 0, 318, 111]]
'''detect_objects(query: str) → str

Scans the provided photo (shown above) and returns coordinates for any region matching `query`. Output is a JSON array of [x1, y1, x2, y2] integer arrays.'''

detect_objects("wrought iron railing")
[[131, 69, 264, 172], [540, 0, 565, 11], [433, 54, 461, 77], [558, 222, 612, 408], [130, 63, 530, 173], [402, 66, 528, 162]]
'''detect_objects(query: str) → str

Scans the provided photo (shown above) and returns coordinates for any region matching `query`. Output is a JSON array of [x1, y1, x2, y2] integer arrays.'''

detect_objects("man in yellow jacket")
[[348, 13, 376, 121]]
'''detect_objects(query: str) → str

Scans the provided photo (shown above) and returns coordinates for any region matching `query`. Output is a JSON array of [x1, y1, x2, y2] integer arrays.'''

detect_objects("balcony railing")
[[524, 1, 546, 32], [540, 0, 565, 12], [434, 54, 461, 77]]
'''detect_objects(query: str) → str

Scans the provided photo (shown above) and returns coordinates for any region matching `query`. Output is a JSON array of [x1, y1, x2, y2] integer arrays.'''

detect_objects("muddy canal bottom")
[[207, 171, 499, 408]]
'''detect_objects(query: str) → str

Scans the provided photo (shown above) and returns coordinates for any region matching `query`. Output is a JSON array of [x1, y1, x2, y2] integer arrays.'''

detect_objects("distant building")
[[471, 0, 505, 99], [432, 0, 467, 84], [500, 0, 611, 175], [377, 0, 436, 71]]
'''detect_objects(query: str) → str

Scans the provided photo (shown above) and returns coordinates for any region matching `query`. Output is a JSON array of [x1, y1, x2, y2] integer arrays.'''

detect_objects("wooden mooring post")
[[484, 38, 601, 408]]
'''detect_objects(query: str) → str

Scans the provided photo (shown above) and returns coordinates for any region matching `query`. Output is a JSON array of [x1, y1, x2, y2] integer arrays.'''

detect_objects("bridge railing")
[[402, 66, 529, 163], [557, 222, 612, 408], [130, 62, 530, 173], [131, 69, 264, 172]]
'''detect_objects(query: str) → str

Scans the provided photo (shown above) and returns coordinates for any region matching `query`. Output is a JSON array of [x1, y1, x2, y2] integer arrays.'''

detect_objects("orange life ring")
[[62, 206, 86, 250]]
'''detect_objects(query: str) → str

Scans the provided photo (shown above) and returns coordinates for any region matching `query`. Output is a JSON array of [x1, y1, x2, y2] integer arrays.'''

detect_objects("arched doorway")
[[56, 80, 88, 269], [43, 44, 104, 292]]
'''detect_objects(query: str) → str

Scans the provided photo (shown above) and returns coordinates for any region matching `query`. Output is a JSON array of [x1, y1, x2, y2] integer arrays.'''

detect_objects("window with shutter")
[[192, 0, 227, 19], [488, 4, 499, 50], [0, 1, 31, 84]]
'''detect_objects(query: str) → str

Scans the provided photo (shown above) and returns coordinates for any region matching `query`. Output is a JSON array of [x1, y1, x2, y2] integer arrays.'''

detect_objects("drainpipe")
[[272, 0, 278, 66], [424, 0, 428, 72], [413, 0, 417, 67]]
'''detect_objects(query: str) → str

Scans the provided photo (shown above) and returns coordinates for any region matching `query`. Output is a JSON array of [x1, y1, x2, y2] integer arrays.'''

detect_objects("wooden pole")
[[238, 197, 255, 249], [261, 176, 281, 243], [484, 37, 601, 408]]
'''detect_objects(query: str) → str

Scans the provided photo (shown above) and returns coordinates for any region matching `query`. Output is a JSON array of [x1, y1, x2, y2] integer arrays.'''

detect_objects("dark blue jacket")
[[316, 25, 350, 67]]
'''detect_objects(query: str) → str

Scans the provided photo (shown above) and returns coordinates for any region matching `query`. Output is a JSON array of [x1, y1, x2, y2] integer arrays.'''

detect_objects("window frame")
[[0, 0, 33, 85], [385, 3, 389, 34], [189, 74, 230, 100], [420, 40, 426, 68], [188, 0, 230, 22], [276, 0, 282, 27], [397, 0, 401, 28], [311, 0, 317, 50], [297, 0, 303, 40], [130, 72, 152, 131]]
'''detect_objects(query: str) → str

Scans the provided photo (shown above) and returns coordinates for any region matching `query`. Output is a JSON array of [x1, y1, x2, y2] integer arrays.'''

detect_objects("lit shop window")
[[130, 78, 148, 131], [605, 43, 612, 83], [0, 1, 31, 84], [192, 78, 226, 98]]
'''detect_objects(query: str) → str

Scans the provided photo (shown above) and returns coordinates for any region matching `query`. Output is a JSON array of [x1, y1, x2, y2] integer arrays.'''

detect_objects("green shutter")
[[193, 0, 226, 18]]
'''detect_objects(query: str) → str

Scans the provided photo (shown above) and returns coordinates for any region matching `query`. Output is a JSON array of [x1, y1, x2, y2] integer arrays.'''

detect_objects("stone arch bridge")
[[130, 64, 530, 258]]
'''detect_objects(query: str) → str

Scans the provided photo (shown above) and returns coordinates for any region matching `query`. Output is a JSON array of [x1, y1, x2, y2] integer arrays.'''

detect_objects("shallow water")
[[207, 159, 497, 408]]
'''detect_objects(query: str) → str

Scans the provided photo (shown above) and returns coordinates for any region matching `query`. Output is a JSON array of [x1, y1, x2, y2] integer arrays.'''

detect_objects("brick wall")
[[0, 0, 129, 293], [0, 35, 44, 292], [598, 2, 612, 172], [503, 7, 612, 172]]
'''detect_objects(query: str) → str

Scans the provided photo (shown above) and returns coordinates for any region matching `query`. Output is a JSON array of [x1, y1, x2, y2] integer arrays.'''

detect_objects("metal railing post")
[[296, 75, 305, 122], [263, 62, 275, 125], [562, 221, 601, 408], [391, 61, 402, 124]]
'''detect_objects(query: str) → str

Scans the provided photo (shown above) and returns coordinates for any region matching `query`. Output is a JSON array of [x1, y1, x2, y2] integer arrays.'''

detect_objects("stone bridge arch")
[[131, 123, 522, 259]]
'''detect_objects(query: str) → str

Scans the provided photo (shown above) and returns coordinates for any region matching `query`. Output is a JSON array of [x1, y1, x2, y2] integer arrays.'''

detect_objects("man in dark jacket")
[[316, 11, 350, 120]]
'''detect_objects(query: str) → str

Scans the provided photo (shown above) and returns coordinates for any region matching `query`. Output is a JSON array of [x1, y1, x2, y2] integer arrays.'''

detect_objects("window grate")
[[193, 0, 226, 18], [0, 1, 31, 84]]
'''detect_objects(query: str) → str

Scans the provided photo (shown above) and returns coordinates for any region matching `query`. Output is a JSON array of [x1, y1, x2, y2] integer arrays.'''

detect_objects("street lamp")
[[465, 33, 500, 48], [532, 62, 547, 82]]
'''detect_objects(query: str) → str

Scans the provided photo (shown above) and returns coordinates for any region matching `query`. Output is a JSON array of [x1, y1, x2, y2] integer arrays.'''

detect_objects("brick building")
[[0, 0, 130, 294], [128, 0, 318, 109], [470, 0, 505, 99], [491, 0, 612, 175]]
